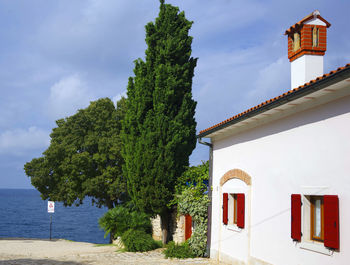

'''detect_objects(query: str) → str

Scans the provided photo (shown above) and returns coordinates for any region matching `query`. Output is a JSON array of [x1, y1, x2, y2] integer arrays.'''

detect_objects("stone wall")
[[151, 215, 162, 241], [151, 209, 186, 243], [172, 213, 185, 244]]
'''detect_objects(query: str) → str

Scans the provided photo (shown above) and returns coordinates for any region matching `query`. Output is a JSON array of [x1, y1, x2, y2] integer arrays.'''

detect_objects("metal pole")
[[50, 214, 52, 240]]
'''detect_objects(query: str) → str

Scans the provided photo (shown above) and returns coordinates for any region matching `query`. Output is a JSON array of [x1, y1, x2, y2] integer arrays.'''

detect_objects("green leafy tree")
[[121, 0, 197, 244], [24, 97, 127, 210], [173, 161, 209, 202]]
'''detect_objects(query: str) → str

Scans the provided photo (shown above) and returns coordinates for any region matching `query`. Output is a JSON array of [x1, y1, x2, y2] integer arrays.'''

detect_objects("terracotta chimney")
[[285, 11, 331, 89]]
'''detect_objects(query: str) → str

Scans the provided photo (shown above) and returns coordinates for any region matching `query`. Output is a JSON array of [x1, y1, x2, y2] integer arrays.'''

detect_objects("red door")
[[185, 214, 192, 240]]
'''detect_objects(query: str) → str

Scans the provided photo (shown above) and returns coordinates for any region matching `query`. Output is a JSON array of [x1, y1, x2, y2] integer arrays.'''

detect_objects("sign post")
[[47, 201, 55, 240]]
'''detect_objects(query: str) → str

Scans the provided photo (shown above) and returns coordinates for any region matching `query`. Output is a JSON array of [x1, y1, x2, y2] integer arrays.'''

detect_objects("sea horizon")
[[0, 189, 109, 244]]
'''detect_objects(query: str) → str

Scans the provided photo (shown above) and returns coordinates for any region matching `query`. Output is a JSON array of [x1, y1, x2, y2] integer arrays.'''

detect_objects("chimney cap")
[[285, 10, 331, 35], [313, 10, 320, 18]]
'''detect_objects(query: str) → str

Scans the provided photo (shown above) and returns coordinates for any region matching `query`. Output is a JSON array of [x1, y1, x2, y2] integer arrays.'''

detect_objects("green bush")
[[154, 240, 163, 249], [121, 229, 159, 252], [163, 241, 195, 259], [99, 206, 152, 239], [178, 187, 209, 257]]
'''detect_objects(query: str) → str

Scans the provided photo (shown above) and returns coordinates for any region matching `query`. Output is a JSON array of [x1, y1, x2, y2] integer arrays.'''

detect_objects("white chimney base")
[[291, 55, 324, 89]]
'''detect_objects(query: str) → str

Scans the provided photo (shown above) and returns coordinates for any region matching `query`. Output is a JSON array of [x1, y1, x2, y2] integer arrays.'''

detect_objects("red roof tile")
[[285, 11, 331, 35]]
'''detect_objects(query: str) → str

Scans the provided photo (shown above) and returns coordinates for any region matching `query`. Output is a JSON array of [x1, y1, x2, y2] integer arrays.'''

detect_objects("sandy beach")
[[0, 238, 226, 265]]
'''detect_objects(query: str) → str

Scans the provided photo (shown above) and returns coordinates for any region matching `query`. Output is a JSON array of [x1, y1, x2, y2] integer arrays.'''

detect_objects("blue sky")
[[0, 0, 349, 189]]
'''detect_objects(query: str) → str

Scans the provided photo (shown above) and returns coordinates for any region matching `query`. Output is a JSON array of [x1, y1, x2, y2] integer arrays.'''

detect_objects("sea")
[[0, 189, 109, 244]]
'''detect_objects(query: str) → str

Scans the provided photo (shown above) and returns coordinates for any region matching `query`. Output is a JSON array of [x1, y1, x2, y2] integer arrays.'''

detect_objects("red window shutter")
[[223, 193, 228, 225], [237, 193, 245, 228], [324, 195, 339, 249], [291, 194, 301, 241], [185, 214, 192, 240]]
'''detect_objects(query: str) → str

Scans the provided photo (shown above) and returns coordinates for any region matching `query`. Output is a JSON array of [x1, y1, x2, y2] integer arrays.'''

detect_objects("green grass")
[[163, 241, 195, 259]]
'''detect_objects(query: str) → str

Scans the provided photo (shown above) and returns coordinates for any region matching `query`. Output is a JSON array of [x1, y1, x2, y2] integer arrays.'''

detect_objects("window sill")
[[299, 241, 333, 256], [226, 225, 242, 232]]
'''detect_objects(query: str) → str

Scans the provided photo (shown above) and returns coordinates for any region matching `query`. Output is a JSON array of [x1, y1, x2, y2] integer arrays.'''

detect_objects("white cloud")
[[112, 91, 127, 106], [0, 127, 50, 155], [174, 0, 267, 39], [35, 0, 154, 74], [248, 56, 290, 101], [47, 74, 95, 120]]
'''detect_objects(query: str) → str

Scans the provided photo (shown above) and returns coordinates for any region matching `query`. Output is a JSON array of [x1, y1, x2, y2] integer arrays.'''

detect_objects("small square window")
[[292, 193, 339, 251], [223, 192, 245, 228], [223, 193, 245, 228]]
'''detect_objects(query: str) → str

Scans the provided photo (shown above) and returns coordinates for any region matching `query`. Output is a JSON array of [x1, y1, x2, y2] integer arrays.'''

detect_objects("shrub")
[[178, 187, 209, 257], [121, 229, 159, 252], [163, 241, 195, 259], [99, 206, 152, 239]]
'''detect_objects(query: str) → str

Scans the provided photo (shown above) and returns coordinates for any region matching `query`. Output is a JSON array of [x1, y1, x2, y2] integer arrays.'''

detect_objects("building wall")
[[210, 93, 350, 265]]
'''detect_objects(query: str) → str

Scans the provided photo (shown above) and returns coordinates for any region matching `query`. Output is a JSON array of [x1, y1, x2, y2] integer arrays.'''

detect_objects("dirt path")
[[0, 238, 226, 265]]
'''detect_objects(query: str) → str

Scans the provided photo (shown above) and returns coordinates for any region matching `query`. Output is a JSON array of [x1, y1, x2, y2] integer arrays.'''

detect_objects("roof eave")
[[198, 66, 350, 139], [284, 14, 331, 35]]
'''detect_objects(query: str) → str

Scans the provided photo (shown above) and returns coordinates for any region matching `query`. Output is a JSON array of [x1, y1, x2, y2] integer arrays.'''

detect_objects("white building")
[[198, 11, 350, 265]]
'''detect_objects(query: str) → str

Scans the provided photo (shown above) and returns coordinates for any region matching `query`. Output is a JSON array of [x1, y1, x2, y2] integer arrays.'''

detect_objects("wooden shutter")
[[223, 193, 228, 225], [324, 195, 339, 249], [291, 194, 301, 241], [237, 193, 245, 228], [185, 214, 192, 240]]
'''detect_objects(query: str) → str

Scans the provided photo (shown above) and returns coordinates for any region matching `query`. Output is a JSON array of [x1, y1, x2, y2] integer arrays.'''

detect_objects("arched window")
[[312, 26, 319, 47], [293, 32, 301, 51]]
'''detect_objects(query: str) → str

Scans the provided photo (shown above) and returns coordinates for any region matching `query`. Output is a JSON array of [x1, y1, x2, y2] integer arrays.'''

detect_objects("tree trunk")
[[109, 232, 114, 244], [160, 209, 172, 245]]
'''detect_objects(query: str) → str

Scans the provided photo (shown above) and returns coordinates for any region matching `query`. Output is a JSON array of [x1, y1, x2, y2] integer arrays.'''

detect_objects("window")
[[227, 194, 237, 225], [312, 26, 319, 47], [310, 196, 324, 242], [223, 193, 245, 228], [291, 194, 339, 250], [293, 32, 301, 51]]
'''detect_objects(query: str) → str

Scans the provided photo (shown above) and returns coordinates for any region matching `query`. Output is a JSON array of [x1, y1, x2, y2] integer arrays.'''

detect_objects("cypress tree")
[[121, 0, 197, 243]]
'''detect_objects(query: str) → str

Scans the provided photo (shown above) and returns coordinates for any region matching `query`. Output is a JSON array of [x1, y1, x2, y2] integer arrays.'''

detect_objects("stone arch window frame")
[[219, 168, 252, 243], [220, 169, 251, 187]]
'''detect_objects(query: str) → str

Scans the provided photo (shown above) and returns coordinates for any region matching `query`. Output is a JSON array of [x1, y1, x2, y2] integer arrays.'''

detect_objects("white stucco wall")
[[210, 93, 350, 265], [291, 55, 324, 89], [305, 17, 327, 26]]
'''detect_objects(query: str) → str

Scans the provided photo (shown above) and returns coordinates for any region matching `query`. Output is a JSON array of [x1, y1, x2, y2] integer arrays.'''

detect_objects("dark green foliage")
[[172, 161, 209, 205], [24, 98, 127, 209], [163, 241, 195, 259], [121, 0, 197, 240], [178, 188, 209, 257], [176, 162, 209, 257], [154, 240, 164, 249], [98, 205, 152, 239], [121, 229, 159, 252]]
